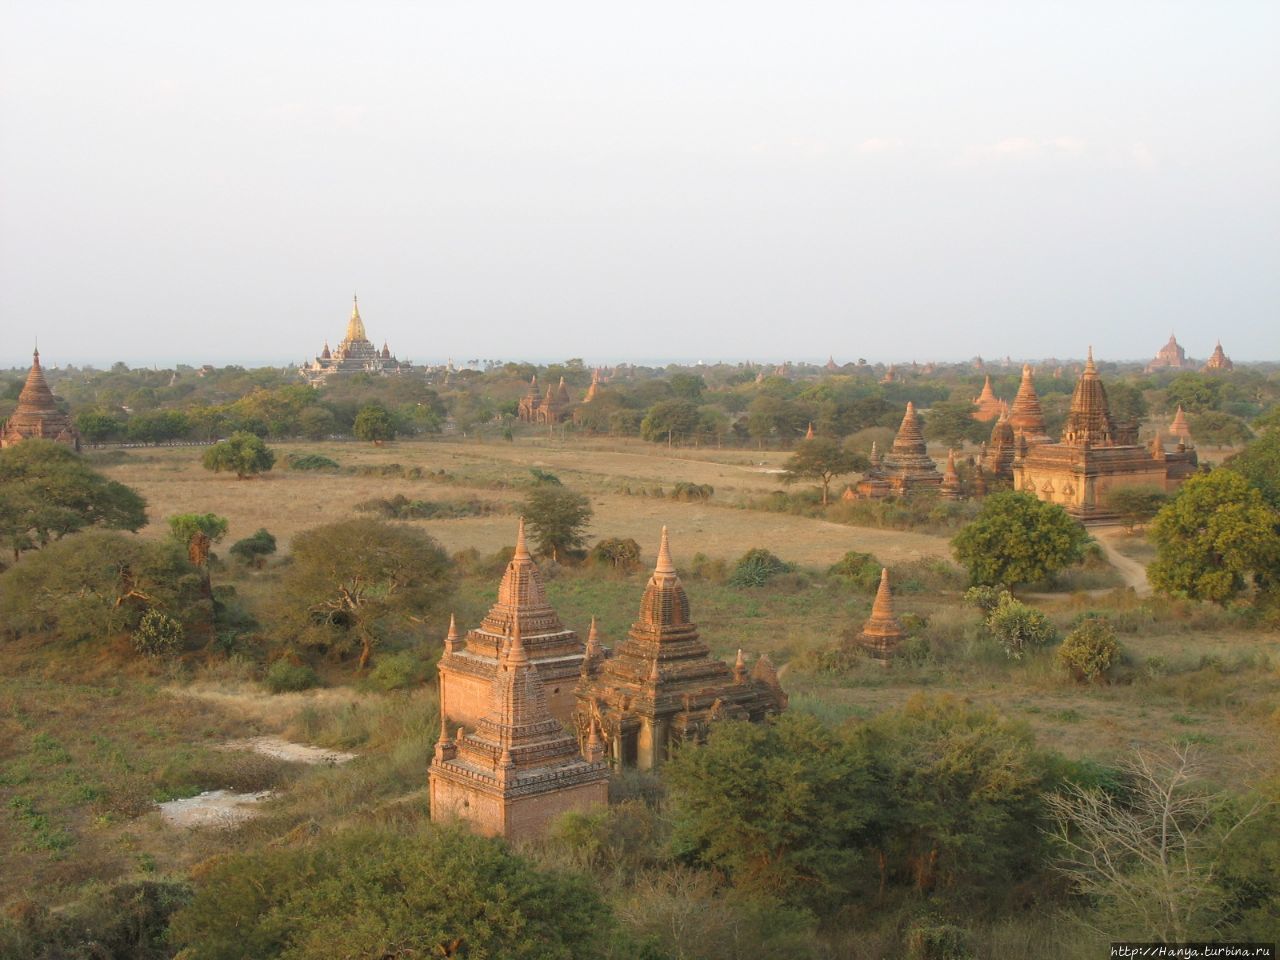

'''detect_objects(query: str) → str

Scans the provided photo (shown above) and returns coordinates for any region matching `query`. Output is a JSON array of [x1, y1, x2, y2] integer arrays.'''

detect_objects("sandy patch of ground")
[[157, 790, 271, 829], [1091, 525, 1152, 595], [224, 735, 356, 765], [165, 683, 365, 726]]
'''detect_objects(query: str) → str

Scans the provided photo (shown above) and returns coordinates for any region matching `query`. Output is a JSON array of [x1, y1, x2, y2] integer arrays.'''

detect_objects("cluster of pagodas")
[[838, 350, 1198, 521]]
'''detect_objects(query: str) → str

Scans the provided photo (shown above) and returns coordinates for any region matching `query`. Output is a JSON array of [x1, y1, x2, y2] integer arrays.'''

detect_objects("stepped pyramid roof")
[[1008, 364, 1051, 443], [857, 569, 906, 660], [1, 348, 81, 451], [972, 375, 1002, 422], [1062, 348, 1116, 446]]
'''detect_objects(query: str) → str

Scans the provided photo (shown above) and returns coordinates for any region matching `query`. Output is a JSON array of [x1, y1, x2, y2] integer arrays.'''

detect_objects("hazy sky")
[[2, 1, 1277, 368]]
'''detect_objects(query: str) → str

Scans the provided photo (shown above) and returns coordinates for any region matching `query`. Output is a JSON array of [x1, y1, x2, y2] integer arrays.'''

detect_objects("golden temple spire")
[[344, 294, 367, 343]]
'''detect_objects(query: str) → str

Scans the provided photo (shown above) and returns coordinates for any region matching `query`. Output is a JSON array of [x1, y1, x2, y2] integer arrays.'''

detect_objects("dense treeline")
[[3, 357, 1277, 449]]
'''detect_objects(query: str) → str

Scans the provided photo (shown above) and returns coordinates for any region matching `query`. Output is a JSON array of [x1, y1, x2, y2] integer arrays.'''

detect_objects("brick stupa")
[[982, 404, 1016, 483], [574, 528, 786, 769], [1168, 405, 1193, 442], [855, 568, 906, 661], [939, 449, 963, 501], [438, 519, 584, 728], [1145, 333, 1188, 373], [972, 375, 1002, 422], [1008, 365, 1052, 444], [1, 349, 81, 451], [430, 611, 608, 841], [879, 402, 942, 494]]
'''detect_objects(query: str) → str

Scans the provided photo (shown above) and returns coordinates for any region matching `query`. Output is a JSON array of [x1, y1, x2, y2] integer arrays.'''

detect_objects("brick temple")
[[429, 612, 608, 841], [437, 520, 585, 729], [574, 528, 787, 769], [1013, 348, 1197, 520], [853, 401, 942, 499], [855, 568, 906, 661], [1, 349, 81, 451]]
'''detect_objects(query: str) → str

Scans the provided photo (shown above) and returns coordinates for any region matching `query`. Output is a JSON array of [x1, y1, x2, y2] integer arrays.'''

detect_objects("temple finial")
[[513, 517, 531, 561], [654, 526, 676, 577]]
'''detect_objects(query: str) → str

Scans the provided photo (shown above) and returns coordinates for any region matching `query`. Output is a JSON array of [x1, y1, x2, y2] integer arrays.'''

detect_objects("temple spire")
[[344, 294, 368, 343], [514, 517, 531, 561], [654, 526, 676, 577], [444, 613, 460, 654]]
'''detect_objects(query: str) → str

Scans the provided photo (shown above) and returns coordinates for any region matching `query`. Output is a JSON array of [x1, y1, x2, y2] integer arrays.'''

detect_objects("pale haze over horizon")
[[2, 2, 1277, 369]]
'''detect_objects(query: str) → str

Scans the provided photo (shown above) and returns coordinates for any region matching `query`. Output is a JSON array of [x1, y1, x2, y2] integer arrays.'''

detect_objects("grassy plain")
[[3, 436, 1278, 953]]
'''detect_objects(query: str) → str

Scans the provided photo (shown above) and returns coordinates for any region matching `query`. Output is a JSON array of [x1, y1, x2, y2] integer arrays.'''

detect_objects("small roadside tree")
[[523, 487, 592, 561], [201, 432, 275, 479], [167, 513, 229, 568], [781, 438, 868, 506], [1148, 469, 1280, 603], [951, 491, 1088, 586]]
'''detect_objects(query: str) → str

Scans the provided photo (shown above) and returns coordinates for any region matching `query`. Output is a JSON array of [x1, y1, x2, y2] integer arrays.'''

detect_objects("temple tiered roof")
[[1146, 333, 1188, 372], [1202, 341, 1234, 372], [983, 405, 1016, 481], [940, 449, 963, 501], [1061, 348, 1116, 446], [301, 296, 412, 384], [438, 519, 585, 727], [1169, 405, 1193, 442], [574, 528, 786, 769], [1, 349, 81, 451], [881, 402, 942, 487]]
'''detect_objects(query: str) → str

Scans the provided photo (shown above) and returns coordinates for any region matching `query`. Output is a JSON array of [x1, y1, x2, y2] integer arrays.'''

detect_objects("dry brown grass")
[[97, 438, 953, 566]]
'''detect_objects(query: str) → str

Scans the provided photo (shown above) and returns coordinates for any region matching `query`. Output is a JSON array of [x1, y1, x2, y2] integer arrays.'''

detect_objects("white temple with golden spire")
[[301, 295, 414, 384]]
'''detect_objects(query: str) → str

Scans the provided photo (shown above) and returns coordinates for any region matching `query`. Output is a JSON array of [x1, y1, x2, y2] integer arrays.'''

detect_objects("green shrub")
[[228, 528, 277, 566], [1057, 618, 1121, 682], [131, 609, 184, 658], [729, 548, 793, 588], [285, 453, 340, 471], [367, 651, 430, 691], [588, 537, 642, 571], [986, 592, 1056, 660], [827, 551, 882, 592], [963, 584, 1004, 616], [353, 494, 499, 520], [671, 481, 714, 502], [905, 916, 973, 960], [689, 552, 727, 582], [264, 660, 320, 693]]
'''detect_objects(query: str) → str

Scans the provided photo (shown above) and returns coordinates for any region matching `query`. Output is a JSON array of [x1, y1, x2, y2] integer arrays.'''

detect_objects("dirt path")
[[1091, 526, 1152, 595]]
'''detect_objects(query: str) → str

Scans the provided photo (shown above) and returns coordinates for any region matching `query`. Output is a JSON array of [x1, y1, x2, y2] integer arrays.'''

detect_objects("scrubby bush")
[[285, 453, 340, 471], [905, 916, 973, 960], [1057, 618, 1121, 682], [131, 609, 184, 658], [229, 527, 277, 566], [354, 494, 499, 521], [689, 552, 728, 582], [828, 551, 882, 592], [963, 585, 1004, 616], [729, 548, 793, 588], [264, 660, 320, 693], [367, 650, 430, 691], [589, 537, 643, 571], [671, 481, 714, 502], [985, 592, 1056, 660]]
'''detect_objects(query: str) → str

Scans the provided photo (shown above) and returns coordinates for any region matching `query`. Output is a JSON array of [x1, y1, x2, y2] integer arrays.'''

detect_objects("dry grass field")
[[94, 437, 953, 565]]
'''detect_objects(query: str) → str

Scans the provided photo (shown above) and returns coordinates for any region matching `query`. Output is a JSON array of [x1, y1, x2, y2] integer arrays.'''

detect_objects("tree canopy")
[[1148, 469, 1280, 603], [523, 486, 593, 561], [200, 432, 275, 479], [280, 519, 454, 670], [781, 437, 868, 505], [169, 825, 633, 960], [951, 491, 1088, 586], [353, 403, 396, 443], [0, 440, 147, 561], [1224, 426, 1280, 510]]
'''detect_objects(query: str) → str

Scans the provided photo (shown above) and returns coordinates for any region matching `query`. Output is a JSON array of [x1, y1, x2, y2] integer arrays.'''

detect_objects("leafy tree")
[[74, 410, 124, 444], [1105, 487, 1168, 533], [167, 512, 229, 568], [1148, 469, 1280, 603], [229, 528, 277, 567], [861, 695, 1050, 897], [297, 405, 337, 440], [589, 537, 642, 571], [827, 551, 883, 592], [1107, 381, 1149, 425], [1165, 373, 1221, 413], [1057, 617, 1120, 682], [951, 491, 1087, 586], [201, 431, 275, 479], [640, 399, 700, 445], [281, 519, 453, 671], [169, 825, 633, 960], [1188, 411, 1253, 448], [745, 395, 807, 447], [1224, 426, 1280, 509], [0, 531, 207, 644], [667, 372, 706, 401], [781, 437, 867, 505], [523, 487, 593, 561], [0, 440, 147, 561], [125, 410, 191, 443], [353, 403, 396, 443], [666, 712, 879, 912], [923, 401, 986, 448]]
